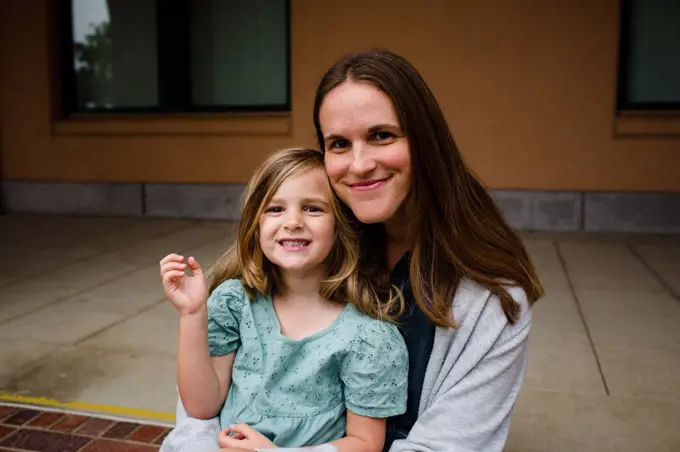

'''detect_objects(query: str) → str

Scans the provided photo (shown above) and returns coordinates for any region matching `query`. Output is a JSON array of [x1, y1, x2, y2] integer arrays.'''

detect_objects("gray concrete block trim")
[[145, 183, 244, 220], [2, 182, 679, 234], [490, 190, 582, 232], [0, 181, 143, 216], [584, 193, 680, 234]]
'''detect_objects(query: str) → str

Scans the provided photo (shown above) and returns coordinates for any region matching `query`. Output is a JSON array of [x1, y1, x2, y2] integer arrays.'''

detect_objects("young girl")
[[159, 148, 408, 452]]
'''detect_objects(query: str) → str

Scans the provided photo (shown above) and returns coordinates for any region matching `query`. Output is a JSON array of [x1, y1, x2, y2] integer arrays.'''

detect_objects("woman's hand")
[[218, 424, 276, 450], [160, 254, 209, 316]]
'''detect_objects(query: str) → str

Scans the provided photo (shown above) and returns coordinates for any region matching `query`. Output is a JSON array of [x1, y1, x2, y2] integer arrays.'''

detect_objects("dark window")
[[59, 0, 290, 115], [617, 0, 680, 110]]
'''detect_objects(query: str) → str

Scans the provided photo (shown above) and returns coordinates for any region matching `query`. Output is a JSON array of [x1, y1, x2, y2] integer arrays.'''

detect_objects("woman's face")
[[319, 81, 411, 224]]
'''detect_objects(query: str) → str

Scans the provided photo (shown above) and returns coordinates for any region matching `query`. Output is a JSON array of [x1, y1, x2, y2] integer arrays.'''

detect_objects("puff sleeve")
[[340, 320, 409, 418], [206, 279, 246, 357]]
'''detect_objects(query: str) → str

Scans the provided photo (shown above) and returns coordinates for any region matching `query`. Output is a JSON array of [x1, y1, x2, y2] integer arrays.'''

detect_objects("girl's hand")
[[160, 254, 209, 316], [218, 424, 276, 450]]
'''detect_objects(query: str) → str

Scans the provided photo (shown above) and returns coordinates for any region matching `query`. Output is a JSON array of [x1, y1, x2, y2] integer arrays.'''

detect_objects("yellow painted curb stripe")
[[0, 392, 175, 424]]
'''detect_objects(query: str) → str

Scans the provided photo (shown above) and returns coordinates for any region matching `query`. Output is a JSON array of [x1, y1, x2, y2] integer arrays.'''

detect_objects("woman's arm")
[[177, 307, 235, 419], [160, 395, 222, 452], [388, 307, 532, 452]]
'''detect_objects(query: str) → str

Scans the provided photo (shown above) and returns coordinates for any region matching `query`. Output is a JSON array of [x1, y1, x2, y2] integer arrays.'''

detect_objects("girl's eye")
[[266, 206, 283, 213], [304, 206, 323, 213]]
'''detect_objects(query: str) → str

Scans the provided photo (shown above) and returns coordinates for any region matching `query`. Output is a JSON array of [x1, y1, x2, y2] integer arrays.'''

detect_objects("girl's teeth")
[[281, 240, 309, 247]]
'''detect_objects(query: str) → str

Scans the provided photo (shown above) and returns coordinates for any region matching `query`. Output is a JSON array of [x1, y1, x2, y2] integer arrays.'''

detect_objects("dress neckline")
[[263, 292, 352, 345]]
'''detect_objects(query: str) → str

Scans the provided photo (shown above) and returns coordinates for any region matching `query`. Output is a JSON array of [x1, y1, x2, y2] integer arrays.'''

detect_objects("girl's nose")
[[283, 212, 303, 230]]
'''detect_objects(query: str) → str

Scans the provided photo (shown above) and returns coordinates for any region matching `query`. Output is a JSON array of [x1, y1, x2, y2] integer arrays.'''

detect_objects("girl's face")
[[259, 168, 336, 277], [319, 81, 411, 225]]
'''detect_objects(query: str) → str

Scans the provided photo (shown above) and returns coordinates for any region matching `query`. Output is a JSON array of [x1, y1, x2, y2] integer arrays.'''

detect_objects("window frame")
[[58, 0, 292, 117], [616, 0, 680, 111]]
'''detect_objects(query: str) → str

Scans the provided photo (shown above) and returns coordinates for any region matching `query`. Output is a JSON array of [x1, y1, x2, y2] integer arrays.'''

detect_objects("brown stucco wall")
[[1, 0, 678, 191]]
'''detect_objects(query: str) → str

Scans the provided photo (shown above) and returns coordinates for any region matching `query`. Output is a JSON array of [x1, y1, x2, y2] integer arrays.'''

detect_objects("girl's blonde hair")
[[208, 147, 403, 321]]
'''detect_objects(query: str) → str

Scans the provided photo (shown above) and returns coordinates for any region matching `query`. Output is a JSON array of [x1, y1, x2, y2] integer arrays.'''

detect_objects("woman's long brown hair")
[[207, 147, 404, 322], [313, 50, 543, 327]]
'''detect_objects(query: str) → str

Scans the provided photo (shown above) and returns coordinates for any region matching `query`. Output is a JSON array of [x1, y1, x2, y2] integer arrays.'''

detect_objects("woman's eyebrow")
[[323, 133, 344, 142], [368, 123, 400, 131], [324, 124, 402, 141]]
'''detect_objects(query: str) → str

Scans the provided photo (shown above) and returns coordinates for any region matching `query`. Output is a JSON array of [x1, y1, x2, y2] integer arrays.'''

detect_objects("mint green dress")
[[206, 279, 409, 448]]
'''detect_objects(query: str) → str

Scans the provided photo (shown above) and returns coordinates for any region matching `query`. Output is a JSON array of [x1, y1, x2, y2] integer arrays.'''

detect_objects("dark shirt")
[[384, 254, 436, 451]]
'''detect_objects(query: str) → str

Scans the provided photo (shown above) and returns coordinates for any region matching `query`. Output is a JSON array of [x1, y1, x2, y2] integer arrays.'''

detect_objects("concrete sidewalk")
[[0, 214, 678, 451]]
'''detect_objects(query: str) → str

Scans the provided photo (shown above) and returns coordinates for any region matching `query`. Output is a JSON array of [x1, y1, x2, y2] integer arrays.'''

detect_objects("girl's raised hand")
[[160, 253, 209, 316]]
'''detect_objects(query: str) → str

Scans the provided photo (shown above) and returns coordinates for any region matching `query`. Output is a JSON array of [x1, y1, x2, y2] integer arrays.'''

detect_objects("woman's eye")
[[373, 130, 395, 141], [328, 139, 349, 151]]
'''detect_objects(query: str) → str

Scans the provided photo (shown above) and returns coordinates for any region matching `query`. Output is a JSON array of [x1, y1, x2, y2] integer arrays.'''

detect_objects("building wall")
[[0, 0, 679, 191]]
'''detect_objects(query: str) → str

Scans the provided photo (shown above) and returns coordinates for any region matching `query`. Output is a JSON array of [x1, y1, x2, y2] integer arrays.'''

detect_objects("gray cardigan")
[[161, 278, 532, 452]]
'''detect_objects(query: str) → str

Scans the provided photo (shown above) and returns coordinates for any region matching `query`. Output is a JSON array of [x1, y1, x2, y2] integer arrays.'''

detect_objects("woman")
[[163, 49, 543, 452]]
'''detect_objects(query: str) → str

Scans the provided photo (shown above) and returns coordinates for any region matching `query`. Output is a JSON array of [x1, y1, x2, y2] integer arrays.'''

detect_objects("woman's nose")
[[349, 144, 378, 176]]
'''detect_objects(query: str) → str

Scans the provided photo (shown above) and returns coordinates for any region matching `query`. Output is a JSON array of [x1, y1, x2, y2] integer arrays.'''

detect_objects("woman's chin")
[[352, 205, 395, 224]]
